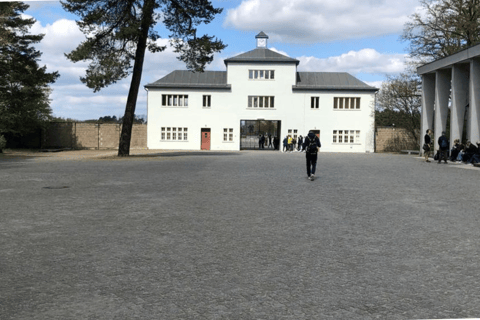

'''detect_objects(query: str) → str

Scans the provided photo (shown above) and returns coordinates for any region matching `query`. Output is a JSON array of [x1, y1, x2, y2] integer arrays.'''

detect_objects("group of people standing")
[[423, 129, 480, 165], [257, 134, 279, 149], [281, 135, 304, 152]]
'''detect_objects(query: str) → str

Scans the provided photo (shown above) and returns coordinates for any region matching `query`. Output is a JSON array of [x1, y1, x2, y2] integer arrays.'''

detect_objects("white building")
[[145, 32, 378, 152]]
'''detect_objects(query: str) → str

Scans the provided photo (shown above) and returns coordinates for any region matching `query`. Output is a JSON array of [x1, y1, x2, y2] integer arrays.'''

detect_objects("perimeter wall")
[[42, 122, 147, 149]]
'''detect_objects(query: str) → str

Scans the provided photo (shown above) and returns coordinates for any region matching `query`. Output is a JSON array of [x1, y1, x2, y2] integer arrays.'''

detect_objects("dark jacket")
[[424, 134, 431, 145], [438, 135, 449, 150], [303, 133, 321, 153]]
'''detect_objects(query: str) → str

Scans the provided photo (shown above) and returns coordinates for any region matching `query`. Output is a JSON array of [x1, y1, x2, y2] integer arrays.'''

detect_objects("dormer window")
[[249, 69, 275, 80]]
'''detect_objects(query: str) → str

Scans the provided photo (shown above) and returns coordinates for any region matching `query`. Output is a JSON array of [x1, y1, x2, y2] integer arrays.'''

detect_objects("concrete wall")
[[43, 123, 147, 149]]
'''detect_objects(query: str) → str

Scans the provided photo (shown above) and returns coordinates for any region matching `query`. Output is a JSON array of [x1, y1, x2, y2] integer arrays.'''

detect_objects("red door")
[[201, 128, 211, 150]]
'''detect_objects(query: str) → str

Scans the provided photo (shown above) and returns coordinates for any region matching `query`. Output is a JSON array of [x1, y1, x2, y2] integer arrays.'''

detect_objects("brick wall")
[[43, 122, 147, 149], [376, 127, 419, 152]]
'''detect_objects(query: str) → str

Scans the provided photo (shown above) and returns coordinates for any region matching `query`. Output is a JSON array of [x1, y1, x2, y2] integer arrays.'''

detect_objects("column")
[[434, 69, 451, 150], [470, 58, 480, 143], [421, 73, 435, 154], [451, 64, 469, 145]]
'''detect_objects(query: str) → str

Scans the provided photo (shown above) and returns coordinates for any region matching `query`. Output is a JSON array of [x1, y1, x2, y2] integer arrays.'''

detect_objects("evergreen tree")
[[0, 2, 59, 140], [61, 0, 226, 156]]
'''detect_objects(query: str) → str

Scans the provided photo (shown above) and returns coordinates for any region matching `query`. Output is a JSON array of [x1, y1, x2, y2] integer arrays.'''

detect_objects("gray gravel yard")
[[1, 150, 480, 319]]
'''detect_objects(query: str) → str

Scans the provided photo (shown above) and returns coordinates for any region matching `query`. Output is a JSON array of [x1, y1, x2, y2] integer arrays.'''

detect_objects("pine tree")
[[0, 2, 59, 140], [61, 0, 226, 156]]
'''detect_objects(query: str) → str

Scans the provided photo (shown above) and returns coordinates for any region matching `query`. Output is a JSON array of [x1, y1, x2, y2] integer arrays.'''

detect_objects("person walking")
[[282, 136, 288, 152], [438, 131, 449, 163], [297, 135, 303, 151], [303, 130, 321, 180], [423, 129, 432, 162]]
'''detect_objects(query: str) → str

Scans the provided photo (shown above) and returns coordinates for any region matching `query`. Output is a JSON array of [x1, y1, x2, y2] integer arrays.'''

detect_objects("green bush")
[[0, 135, 6, 152]]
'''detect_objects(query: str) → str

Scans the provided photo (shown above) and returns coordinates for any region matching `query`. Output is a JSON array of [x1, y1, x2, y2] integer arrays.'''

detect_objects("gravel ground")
[[1, 150, 479, 319]]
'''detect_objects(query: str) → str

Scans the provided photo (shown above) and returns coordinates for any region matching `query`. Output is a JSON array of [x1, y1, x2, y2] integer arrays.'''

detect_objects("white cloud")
[[224, 0, 420, 43], [27, 18, 185, 120], [297, 49, 407, 75]]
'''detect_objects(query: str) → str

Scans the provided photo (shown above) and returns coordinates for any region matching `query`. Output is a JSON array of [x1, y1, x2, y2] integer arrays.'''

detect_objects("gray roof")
[[145, 70, 230, 90], [224, 48, 299, 65], [256, 31, 268, 39], [293, 72, 378, 91], [145, 70, 377, 92]]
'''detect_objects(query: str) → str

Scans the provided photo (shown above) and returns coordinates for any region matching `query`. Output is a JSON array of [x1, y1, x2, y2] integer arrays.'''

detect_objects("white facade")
[[146, 34, 377, 153]]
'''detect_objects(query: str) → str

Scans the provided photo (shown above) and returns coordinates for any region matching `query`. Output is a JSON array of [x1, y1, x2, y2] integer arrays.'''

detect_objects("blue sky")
[[19, 0, 420, 120]]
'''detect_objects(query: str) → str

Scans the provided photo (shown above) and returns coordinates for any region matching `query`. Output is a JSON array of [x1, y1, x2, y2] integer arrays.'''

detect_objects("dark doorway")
[[240, 120, 281, 150], [311, 130, 320, 138]]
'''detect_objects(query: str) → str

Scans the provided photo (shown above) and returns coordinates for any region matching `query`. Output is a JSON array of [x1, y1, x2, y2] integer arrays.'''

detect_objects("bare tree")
[[377, 72, 422, 147], [402, 0, 480, 62]]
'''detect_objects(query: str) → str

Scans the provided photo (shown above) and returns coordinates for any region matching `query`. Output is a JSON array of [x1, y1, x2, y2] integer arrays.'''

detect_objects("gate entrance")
[[240, 120, 281, 150]]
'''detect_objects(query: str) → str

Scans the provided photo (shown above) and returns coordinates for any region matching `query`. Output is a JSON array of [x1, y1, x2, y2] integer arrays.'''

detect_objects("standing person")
[[297, 135, 303, 151], [423, 129, 432, 162], [437, 131, 449, 163], [303, 131, 321, 181], [287, 135, 293, 152], [268, 134, 273, 149], [292, 136, 297, 152], [260, 135, 265, 149], [282, 136, 288, 152]]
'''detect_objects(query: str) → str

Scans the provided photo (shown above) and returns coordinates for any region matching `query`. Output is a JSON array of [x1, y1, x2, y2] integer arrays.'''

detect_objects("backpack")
[[440, 137, 448, 149], [306, 137, 318, 153]]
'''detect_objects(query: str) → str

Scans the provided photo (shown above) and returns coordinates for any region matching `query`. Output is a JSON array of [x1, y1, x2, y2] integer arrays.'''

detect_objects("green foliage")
[[0, 2, 59, 137], [402, 0, 480, 62]]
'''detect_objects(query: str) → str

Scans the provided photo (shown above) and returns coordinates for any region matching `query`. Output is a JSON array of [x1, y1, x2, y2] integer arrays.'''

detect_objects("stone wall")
[[376, 127, 419, 152], [43, 122, 147, 149]]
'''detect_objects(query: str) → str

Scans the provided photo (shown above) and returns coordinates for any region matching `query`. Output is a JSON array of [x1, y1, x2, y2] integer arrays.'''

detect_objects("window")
[[162, 95, 188, 107], [248, 96, 275, 108], [311, 97, 319, 109], [203, 95, 211, 108], [333, 130, 360, 144], [161, 127, 188, 141], [223, 128, 234, 142], [288, 129, 298, 139], [333, 97, 360, 110], [248, 70, 275, 80]]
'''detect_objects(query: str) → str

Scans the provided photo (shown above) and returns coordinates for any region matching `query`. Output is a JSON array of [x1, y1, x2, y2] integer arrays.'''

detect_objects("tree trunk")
[[118, 0, 155, 156]]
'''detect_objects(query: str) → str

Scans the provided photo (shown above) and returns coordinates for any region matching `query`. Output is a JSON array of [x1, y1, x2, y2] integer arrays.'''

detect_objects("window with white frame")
[[311, 97, 319, 109], [248, 96, 275, 108], [333, 97, 360, 110], [223, 128, 234, 142], [161, 127, 188, 141], [249, 69, 275, 80], [162, 95, 188, 107], [203, 95, 211, 108], [288, 129, 298, 139], [332, 130, 360, 144]]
